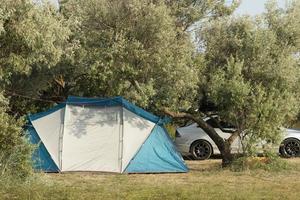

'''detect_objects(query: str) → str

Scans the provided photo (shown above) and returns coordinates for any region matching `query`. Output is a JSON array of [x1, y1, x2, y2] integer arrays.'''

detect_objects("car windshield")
[[220, 121, 236, 129], [205, 117, 236, 130], [205, 118, 219, 128]]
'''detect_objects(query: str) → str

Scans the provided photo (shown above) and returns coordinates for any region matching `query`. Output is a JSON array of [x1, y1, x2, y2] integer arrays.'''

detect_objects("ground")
[[2, 158, 300, 200]]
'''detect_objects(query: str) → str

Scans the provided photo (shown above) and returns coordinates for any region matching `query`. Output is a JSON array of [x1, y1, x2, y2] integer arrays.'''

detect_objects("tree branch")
[[162, 108, 227, 151], [204, 113, 239, 145], [227, 131, 240, 145], [130, 80, 145, 96], [163, 107, 236, 166], [205, 113, 235, 133]]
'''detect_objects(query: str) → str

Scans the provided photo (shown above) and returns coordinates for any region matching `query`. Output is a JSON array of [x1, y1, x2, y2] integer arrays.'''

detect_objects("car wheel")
[[190, 140, 212, 160], [279, 138, 300, 158]]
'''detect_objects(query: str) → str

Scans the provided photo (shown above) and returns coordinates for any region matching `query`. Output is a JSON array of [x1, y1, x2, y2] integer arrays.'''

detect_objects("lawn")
[[2, 158, 300, 200]]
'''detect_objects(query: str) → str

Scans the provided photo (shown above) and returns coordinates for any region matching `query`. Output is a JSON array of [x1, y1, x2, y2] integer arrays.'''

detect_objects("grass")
[[1, 158, 300, 200]]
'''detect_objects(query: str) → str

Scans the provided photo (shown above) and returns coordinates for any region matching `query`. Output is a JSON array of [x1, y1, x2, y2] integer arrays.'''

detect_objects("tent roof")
[[29, 96, 161, 124]]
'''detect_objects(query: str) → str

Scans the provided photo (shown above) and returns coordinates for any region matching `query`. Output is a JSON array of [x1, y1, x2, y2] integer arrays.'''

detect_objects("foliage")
[[0, 0, 73, 115], [230, 152, 292, 172], [46, 0, 198, 113], [7, 0, 238, 116], [197, 1, 300, 154], [0, 0, 72, 178], [0, 0, 71, 82], [165, 0, 239, 31], [0, 93, 32, 178], [164, 123, 176, 139]]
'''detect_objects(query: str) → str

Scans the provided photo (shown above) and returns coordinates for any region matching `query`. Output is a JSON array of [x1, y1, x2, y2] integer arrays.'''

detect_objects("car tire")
[[190, 140, 212, 160], [279, 138, 300, 158]]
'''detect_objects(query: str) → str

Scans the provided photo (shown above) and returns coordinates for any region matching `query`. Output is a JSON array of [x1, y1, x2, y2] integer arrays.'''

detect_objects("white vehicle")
[[175, 116, 300, 160]]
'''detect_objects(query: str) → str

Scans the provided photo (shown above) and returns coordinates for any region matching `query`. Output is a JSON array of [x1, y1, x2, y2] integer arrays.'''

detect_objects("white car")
[[175, 116, 300, 160]]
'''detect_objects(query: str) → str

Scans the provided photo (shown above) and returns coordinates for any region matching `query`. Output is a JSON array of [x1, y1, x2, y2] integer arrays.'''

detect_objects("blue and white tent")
[[26, 96, 188, 173]]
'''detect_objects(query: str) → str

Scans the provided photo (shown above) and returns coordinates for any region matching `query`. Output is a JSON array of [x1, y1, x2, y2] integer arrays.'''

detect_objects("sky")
[[235, 0, 286, 16], [34, 0, 59, 9], [43, 0, 287, 16]]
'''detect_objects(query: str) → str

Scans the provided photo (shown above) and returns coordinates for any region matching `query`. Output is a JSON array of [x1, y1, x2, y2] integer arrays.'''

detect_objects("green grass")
[[1, 159, 300, 200]]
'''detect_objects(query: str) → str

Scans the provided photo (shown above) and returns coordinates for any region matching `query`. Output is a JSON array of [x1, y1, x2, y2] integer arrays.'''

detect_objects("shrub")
[[230, 152, 291, 172], [164, 123, 177, 139], [0, 111, 33, 179]]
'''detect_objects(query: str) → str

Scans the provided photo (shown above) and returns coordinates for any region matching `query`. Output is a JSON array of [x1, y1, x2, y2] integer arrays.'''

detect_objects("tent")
[[26, 96, 188, 173]]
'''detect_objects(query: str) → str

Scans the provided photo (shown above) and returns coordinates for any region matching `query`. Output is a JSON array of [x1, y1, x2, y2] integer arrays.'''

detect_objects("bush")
[[164, 123, 177, 139], [0, 111, 33, 179], [230, 152, 291, 172]]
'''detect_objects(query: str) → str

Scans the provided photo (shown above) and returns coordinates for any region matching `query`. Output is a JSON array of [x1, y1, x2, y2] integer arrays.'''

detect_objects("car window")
[[206, 118, 219, 128], [206, 117, 236, 130], [220, 121, 236, 129]]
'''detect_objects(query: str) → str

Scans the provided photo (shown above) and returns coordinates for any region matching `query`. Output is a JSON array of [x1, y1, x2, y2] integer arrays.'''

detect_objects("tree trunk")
[[221, 141, 234, 167], [162, 108, 236, 167]]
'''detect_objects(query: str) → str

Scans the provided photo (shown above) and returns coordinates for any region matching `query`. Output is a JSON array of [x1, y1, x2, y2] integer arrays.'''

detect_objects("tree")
[[5, 0, 239, 114], [4, 0, 239, 168], [0, 0, 73, 116], [0, 0, 72, 177], [3, 0, 244, 168], [165, 0, 300, 166], [39, 0, 200, 112]]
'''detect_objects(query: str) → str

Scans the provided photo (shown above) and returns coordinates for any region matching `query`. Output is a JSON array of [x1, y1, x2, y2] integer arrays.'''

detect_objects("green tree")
[[10, 0, 238, 115], [204, 0, 300, 153], [43, 0, 200, 112], [167, 0, 300, 166], [0, 0, 72, 177], [1, 0, 74, 116], [0, 94, 31, 178]]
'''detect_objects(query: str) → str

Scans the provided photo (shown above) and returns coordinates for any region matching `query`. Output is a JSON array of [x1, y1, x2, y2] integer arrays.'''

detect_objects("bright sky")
[[42, 0, 288, 16], [34, 0, 59, 9], [235, 0, 286, 16]]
